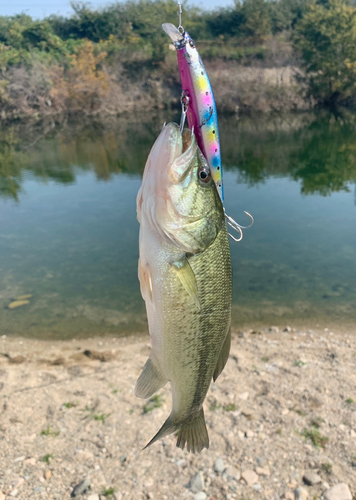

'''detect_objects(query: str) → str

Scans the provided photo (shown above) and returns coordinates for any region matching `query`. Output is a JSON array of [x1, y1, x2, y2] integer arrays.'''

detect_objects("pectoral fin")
[[171, 258, 200, 309], [213, 329, 231, 382], [135, 355, 167, 399], [138, 259, 153, 304]]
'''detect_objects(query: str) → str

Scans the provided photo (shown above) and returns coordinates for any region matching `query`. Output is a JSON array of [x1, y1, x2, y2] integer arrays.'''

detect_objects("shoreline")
[[0, 326, 355, 499], [0, 62, 311, 125]]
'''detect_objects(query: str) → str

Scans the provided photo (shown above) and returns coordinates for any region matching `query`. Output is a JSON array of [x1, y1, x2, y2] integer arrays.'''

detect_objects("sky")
[[1, 0, 233, 19]]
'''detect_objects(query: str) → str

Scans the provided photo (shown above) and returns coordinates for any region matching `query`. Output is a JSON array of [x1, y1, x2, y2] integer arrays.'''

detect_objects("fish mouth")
[[152, 122, 197, 186], [169, 127, 197, 184]]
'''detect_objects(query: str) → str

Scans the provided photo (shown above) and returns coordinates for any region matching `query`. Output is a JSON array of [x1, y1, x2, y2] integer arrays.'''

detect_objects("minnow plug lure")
[[162, 22, 224, 202]]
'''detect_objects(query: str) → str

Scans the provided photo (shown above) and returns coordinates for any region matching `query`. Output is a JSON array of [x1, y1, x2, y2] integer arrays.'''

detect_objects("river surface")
[[1, 112, 356, 338]]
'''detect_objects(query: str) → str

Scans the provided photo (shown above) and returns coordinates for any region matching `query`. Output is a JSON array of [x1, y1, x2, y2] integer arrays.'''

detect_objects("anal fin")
[[135, 356, 167, 399], [213, 329, 231, 382]]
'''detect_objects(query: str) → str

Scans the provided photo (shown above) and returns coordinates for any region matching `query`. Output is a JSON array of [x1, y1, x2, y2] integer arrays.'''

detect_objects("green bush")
[[294, 0, 356, 104]]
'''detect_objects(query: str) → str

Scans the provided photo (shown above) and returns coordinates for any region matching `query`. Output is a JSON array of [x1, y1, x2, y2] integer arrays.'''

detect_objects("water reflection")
[[2, 111, 356, 200], [0, 118, 160, 200], [291, 115, 356, 196], [222, 111, 356, 196]]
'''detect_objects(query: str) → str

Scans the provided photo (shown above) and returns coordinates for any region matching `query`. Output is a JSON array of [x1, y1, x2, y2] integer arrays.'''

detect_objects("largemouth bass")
[[135, 122, 232, 453], [162, 22, 224, 202]]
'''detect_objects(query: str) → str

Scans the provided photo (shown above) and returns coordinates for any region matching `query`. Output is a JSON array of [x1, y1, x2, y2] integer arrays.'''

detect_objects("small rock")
[[241, 470, 258, 486], [8, 355, 26, 364], [322, 483, 330, 490], [284, 326, 292, 332], [194, 493, 207, 500], [10, 490, 18, 497], [285, 493, 294, 500], [71, 478, 91, 497], [87, 495, 100, 500], [83, 350, 113, 362], [24, 457, 36, 466], [33, 487, 43, 493], [256, 457, 264, 465], [14, 456, 25, 463], [44, 470, 52, 480], [23, 434, 36, 443], [190, 472, 205, 493], [246, 430, 254, 438], [237, 430, 244, 439], [238, 392, 249, 400], [0, 492, 5, 500], [224, 466, 241, 482], [323, 483, 352, 500], [15, 294, 33, 300], [269, 326, 279, 333], [256, 467, 270, 476], [303, 471, 321, 486], [254, 483, 262, 491], [214, 458, 225, 473], [8, 300, 30, 309], [294, 487, 309, 500]]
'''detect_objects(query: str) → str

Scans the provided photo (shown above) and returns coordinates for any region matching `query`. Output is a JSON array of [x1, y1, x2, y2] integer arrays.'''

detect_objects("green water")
[[1, 111, 356, 339]]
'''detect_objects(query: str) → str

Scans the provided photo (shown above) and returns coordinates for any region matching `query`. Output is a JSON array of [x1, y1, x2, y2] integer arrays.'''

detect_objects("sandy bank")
[[0, 326, 355, 499]]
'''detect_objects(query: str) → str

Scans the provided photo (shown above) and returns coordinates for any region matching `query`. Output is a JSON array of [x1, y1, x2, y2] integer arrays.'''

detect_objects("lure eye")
[[198, 166, 211, 184], [189, 39, 195, 48]]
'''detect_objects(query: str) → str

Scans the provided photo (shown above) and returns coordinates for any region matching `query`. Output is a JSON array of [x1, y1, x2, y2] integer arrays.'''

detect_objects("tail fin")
[[143, 408, 209, 454], [176, 408, 209, 453]]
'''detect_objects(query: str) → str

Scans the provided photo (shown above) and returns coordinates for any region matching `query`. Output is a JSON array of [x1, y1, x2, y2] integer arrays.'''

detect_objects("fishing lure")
[[162, 22, 224, 202], [162, 5, 253, 240]]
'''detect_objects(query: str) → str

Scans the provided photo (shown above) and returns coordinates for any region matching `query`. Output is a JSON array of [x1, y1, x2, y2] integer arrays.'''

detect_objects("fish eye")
[[198, 166, 211, 184]]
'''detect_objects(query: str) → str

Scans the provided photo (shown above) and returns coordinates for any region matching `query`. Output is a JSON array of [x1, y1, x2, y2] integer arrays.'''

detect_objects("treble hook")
[[225, 210, 254, 242], [178, 1, 184, 33], [180, 90, 189, 133]]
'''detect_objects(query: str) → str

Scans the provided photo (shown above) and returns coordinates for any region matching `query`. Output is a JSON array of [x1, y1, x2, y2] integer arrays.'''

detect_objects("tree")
[[240, 0, 271, 42], [294, 0, 356, 104], [268, 0, 310, 33]]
